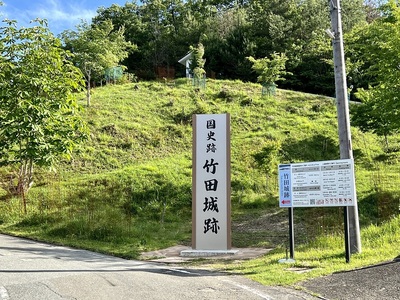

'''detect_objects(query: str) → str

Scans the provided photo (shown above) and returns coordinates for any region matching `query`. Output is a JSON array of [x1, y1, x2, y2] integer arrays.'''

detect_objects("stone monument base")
[[180, 249, 239, 257]]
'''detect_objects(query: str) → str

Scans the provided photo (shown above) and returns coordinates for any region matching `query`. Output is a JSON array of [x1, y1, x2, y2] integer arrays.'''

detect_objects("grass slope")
[[0, 78, 399, 285]]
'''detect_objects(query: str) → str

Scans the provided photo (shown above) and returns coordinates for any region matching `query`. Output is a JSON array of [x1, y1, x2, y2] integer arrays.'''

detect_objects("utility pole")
[[329, 0, 362, 254]]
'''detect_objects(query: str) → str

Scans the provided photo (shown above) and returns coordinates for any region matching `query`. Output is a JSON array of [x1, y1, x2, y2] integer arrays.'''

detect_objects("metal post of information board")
[[289, 207, 295, 260], [344, 207, 350, 263], [279, 207, 295, 263]]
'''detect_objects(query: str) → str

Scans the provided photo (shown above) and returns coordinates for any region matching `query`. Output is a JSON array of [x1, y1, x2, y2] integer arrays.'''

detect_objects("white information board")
[[279, 159, 356, 207]]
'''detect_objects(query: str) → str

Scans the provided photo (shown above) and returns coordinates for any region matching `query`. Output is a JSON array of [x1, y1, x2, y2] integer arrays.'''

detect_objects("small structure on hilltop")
[[178, 52, 193, 78]]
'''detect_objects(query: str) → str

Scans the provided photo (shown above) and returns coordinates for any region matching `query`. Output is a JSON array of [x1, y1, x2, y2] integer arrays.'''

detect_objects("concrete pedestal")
[[180, 249, 239, 257]]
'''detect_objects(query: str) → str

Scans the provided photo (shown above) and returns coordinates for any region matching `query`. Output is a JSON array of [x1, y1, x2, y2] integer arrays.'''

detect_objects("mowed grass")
[[215, 215, 400, 287], [0, 78, 399, 286]]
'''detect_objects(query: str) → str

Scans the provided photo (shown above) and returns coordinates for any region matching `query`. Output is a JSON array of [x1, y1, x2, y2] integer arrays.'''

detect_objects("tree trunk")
[[17, 160, 34, 214], [87, 73, 91, 107], [384, 134, 389, 151], [85, 66, 91, 107]]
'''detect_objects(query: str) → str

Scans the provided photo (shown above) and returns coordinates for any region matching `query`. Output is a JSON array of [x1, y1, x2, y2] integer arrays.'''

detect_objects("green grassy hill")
[[0, 79, 399, 263]]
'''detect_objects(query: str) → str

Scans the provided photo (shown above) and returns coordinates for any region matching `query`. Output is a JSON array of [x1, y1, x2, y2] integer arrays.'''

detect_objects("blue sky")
[[1, 0, 130, 35]]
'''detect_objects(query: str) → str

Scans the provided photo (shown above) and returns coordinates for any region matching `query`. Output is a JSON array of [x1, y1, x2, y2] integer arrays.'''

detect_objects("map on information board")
[[279, 159, 356, 208]]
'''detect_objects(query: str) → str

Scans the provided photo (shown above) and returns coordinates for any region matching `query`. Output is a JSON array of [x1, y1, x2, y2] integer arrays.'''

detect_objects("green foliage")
[[247, 53, 290, 85], [347, 1, 400, 140], [90, 0, 366, 96], [189, 43, 205, 77], [351, 88, 399, 147], [0, 19, 87, 201], [61, 20, 134, 106]]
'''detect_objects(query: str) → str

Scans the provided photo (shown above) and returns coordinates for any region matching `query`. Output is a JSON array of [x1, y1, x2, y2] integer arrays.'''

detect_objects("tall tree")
[[94, 1, 188, 79], [247, 53, 289, 86], [139, 0, 187, 76], [246, 0, 366, 95], [0, 19, 87, 211], [61, 20, 134, 106], [348, 0, 400, 146], [93, 3, 142, 71], [196, 2, 254, 79]]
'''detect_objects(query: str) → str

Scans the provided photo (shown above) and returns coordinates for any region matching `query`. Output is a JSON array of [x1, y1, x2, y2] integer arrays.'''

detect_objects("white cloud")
[[35, 0, 95, 22], [32, 0, 96, 31], [1, 0, 96, 33]]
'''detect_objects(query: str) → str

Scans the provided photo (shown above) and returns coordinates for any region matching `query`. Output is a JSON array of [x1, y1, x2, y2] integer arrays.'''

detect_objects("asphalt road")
[[0, 234, 316, 300], [300, 259, 400, 300]]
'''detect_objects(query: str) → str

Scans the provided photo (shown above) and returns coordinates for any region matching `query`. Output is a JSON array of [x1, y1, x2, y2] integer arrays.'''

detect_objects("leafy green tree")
[[135, 0, 170, 73], [246, 0, 365, 95], [247, 53, 290, 86], [201, 5, 255, 80], [93, 3, 145, 74], [349, 0, 400, 147], [94, 1, 187, 79], [190, 43, 206, 78], [61, 20, 134, 106], [351, 88, 398, 149], [0, 19, 88, 210]]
